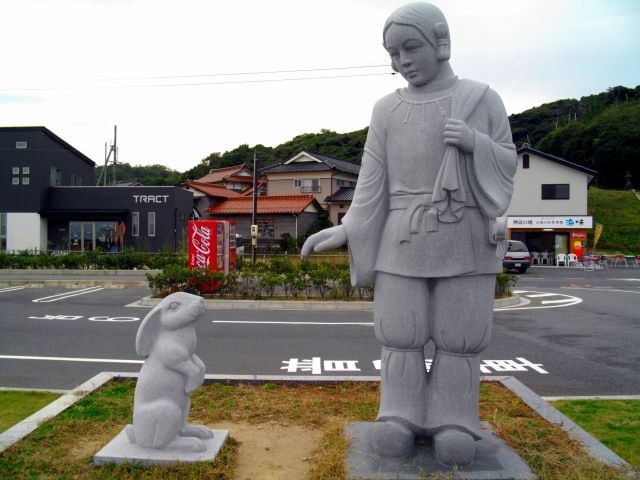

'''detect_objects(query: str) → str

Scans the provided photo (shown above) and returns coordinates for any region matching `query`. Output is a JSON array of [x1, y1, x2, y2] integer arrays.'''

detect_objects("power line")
[[1, 66, 394, 92], [98, 64, 391, 81]]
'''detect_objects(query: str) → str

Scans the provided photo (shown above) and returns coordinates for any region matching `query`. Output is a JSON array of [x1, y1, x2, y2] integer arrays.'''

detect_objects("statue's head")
[[383, 2, 451, 85]]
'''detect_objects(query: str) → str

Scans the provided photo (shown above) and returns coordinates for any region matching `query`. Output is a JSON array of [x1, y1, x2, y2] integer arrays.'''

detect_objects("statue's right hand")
[[301, 225, 347, 259]]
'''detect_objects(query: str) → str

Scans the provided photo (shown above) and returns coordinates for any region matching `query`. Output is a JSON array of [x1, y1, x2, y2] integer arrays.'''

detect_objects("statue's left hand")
[[444, 118, 475, 153], [301, 225, 347, 259]]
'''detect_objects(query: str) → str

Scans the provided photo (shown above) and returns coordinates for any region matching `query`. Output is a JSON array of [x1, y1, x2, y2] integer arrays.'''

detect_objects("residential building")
[[181, 180, 242, 219], [505, 145, 597, 258], [260, 150, 359, 209], [324, 187, 355, 225], [205, 195, 323, 248], [195, 163, 258, 193], [0, 126, 192, 253]]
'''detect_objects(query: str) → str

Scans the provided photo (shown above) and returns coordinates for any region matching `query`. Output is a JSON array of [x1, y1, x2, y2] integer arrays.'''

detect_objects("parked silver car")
[[503, 240, 531, 273]]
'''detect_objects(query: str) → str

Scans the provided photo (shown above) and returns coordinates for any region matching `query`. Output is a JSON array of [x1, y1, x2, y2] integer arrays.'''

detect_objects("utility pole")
[[112, 125, 118, 186], [251, 149, 258, 264], [95, 125, 118, 186]]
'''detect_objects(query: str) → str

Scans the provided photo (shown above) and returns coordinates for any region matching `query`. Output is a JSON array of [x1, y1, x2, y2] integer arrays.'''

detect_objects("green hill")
[[588, 188, 640, 254], [108, 84, 640, 191]]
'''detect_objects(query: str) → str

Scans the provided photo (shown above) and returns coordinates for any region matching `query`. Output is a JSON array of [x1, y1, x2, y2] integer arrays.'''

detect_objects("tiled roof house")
[[206, 195, 323, 245], [260, 150, 359, 208]]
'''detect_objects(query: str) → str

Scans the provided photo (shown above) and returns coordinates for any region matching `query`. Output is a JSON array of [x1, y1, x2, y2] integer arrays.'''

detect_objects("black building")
[[1, 127, 193, 253]]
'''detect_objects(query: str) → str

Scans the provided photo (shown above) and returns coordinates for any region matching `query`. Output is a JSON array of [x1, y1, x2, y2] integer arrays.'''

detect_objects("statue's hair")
[[383, 2, 451, 61]]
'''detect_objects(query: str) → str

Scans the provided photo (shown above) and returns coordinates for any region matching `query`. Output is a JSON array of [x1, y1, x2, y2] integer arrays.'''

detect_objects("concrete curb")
[[498, 376, 632, 469], [0, 269, 154, 288], [0, 269, 160, 276], [0, 372, 114, 454], [0, 279, 147, 288], [0, 372, 633, 474], [133, 293, 523, 312]]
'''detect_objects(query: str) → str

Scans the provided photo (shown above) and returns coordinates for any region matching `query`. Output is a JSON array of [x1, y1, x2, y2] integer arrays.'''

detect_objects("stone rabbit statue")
[[126, 291, 213, 452]]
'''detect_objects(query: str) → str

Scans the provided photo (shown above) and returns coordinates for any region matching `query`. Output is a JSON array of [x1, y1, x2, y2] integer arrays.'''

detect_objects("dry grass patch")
[[480, 381, 633, 480], [0, 379, 634, 479]]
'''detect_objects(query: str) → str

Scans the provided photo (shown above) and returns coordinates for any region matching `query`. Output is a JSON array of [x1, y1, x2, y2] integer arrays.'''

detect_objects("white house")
[[505, 146, 597, 259]]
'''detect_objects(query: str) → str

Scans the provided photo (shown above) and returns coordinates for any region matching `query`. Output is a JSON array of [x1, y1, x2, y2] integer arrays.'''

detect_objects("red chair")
[[611, 254, 629, 268]]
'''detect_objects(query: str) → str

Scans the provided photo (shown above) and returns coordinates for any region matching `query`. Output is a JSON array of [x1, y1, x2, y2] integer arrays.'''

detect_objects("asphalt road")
[[1, 266, 638, 397]]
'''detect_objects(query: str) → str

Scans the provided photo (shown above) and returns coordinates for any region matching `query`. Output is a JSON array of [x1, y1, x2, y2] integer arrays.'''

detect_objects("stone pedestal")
[[347, 422, 536, 480], [93, 426, 228, 467]]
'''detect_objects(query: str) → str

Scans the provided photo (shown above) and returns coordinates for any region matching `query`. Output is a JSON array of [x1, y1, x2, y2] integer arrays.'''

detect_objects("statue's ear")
[[135, 305, 163, 356], [434, 22, 450, 61]]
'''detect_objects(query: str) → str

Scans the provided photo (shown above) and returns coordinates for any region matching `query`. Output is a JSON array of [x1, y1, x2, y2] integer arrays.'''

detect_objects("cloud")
[[0, 94, 40, 105]]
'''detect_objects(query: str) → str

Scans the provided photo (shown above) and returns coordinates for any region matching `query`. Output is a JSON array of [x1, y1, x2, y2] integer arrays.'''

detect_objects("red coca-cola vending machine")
[[187, 220, 236, 291]]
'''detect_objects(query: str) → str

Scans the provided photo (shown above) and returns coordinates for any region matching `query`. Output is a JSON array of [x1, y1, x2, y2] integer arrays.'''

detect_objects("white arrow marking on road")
[[541, 299, 578, 304], [495, 290, 582, 310], [32, 286, 104, 303], [0, 355, 143, 364]]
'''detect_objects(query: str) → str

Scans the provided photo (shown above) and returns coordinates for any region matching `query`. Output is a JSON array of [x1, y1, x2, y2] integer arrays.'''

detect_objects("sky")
[[1, 0, 639, 174]]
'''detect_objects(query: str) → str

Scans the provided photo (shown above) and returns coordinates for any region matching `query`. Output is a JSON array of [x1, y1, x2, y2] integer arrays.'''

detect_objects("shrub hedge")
[[146, 256, 516, 301], [0, 250, 517, 301], [0, 249, 184, 271]]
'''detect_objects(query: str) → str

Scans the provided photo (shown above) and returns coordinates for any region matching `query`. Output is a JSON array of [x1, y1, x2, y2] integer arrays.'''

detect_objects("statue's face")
[[384, 23, 441, 88]]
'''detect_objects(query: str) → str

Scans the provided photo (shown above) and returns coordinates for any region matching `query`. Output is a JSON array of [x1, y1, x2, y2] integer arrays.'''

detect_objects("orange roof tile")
[[223, 175, 254, 183], [184, 181, 242, 198], [195, 163, 248, 184], [206, 195, 320, 214]]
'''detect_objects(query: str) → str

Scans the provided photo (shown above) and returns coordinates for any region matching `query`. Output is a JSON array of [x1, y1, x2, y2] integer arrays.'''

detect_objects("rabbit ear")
[[135, 303, 163, 356]]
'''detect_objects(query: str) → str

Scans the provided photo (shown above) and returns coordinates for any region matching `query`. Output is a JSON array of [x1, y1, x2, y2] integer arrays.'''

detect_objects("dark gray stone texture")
[[347, 422, 536, 480], [93, 426, 228, 467]]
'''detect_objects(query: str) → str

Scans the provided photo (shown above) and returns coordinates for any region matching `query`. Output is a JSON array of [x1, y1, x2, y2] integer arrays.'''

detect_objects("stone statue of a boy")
[[302, 2, 516, 466]]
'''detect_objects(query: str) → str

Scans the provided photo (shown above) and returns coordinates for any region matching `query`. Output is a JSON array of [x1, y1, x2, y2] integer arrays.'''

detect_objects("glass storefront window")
[[69, 222, 82, 251], [83, 223, 94, 251], [96, 222, 116, 252], [68, 221, 118, 252], [0, 213, 6, 251]]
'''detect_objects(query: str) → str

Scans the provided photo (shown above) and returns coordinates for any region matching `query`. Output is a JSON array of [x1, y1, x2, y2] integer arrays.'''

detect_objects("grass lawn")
[[588, 188, 640, 254], [0, 380, 635, 479], [0, 391, 62, 433], [551, 399, 640, 469]]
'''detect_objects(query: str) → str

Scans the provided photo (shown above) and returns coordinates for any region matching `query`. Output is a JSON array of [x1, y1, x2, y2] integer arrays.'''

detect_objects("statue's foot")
[[366, 421, 415, 457], [180, 425, 214, 439], [433, 429, 476, 466], [167, 436, 207, 452]]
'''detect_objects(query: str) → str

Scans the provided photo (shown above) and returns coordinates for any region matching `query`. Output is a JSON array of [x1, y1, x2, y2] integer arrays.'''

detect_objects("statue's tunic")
[[342, 79, 517, 286]]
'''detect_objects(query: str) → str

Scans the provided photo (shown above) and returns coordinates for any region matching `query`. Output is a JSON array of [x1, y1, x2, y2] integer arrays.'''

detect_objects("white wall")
[[6, 212, 46, 252], [506, 152, 590, 216]]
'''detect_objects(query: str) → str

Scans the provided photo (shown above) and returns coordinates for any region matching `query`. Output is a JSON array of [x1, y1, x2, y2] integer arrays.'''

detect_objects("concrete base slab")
[[93, 426, 228, 467], [347, 422, 536, 480]]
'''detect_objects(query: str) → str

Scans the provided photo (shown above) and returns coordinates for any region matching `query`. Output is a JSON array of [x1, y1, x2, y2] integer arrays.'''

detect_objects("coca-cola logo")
[[190, 224, 212, 269]]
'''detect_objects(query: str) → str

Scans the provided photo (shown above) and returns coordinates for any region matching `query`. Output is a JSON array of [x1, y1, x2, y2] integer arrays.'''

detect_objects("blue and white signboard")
[[508, 216, 593, 229]]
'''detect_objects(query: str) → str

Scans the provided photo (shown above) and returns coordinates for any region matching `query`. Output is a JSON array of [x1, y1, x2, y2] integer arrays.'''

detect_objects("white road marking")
[[212, 320, 373, 326], [0, 286, 26, 293], [495, 290, 582, 311], [543, 395, 640, 401], [0, 355, 142, 364], [564, 287, 640, 295], [32, 286, 104, 303], [541, 299, 577, 304]]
